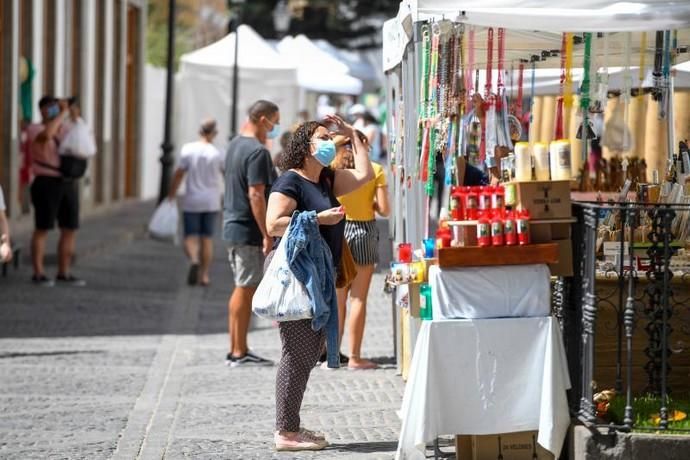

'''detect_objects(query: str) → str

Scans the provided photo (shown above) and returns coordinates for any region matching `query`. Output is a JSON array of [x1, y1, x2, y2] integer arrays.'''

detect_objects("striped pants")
[[275, 319, 325, 432]]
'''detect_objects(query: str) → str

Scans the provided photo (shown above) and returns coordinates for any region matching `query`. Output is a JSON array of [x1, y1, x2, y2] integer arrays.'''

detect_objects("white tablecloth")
[[396, 317, 571, 460], [429, 264, 551, 319]]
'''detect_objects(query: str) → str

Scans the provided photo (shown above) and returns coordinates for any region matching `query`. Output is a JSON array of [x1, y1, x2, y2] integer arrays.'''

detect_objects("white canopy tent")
[[384, 1, 690, 72], [176, 25, 299, 150], [276, 35, 364, 97]]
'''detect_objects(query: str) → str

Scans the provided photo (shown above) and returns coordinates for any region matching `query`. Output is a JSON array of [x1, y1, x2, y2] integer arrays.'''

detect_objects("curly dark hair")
[[278, 121, 325, 170]]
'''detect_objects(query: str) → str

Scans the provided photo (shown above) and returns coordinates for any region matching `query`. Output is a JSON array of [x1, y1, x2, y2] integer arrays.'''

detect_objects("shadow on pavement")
[[327, 440, 399, 453]]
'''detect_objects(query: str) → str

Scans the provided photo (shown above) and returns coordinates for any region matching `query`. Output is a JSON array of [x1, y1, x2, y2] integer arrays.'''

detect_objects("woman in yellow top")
[[332, 132, 390, 370]]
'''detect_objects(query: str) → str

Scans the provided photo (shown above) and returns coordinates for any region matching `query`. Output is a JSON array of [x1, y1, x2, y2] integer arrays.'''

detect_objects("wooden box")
[[438, 243, 559, 268]]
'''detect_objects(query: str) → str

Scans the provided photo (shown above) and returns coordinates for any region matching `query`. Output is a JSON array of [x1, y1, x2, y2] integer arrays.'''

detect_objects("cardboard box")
[[530, 223, 553, 244], [529, 222, 571, 244], [473, 432, 554, 460], [550, 222, 571, 240], [548, 239, 574, 277], [511, 180, 572, 220]]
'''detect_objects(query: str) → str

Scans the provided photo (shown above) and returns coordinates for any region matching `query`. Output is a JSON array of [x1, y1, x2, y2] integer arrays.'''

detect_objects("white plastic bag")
[[252, 221, 312, 322], [148, 199, 179, 242], [59, 118, 97, 159]]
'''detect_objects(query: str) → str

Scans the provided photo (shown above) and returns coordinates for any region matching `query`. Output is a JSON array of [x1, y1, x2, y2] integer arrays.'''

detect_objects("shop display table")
[[396, 317, 571, 460], [429, 264, 551, 319]]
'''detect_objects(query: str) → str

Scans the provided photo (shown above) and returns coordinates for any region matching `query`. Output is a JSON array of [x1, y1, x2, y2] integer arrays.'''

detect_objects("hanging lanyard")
[[420, 24, 431, 120], [564, 33, 573, 111], [581, 33, 593, 162], [516, 61, 524, 117], [529, 61, 536, 126], [466, 27, 475, 108], [429, 23, 441, 120], [485, 28, 494, 98], [497, 28, 505, 93]]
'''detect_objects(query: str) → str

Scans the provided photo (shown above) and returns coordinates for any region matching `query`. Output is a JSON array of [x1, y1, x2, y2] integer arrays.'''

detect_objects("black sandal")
[[187, 264, 199, 285]]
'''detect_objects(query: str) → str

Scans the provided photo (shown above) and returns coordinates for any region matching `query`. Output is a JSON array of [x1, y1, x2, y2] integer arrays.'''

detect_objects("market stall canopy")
[[409, 0, 690, 33], [385, 1, 690, 71], [277, 35, 364, 95], [176, 25, 299, 149]]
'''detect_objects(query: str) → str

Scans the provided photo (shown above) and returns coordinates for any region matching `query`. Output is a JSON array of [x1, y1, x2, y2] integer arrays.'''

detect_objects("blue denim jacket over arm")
[[284, 211, 340, 368]]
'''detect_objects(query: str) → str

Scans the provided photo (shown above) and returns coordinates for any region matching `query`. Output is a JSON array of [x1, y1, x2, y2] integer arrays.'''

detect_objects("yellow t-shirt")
[[337, 162, 387, 221]]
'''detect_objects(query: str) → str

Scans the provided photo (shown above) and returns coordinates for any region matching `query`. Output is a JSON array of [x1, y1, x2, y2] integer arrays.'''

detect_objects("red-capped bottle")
[[477, 212, 491, 247], [466, 187, 479, 220], [504, 210, 518, 246], [450, 186, 463, 221], [492, 185, 505, 218], [491, 215, 505, 246], [479, 186, 492, 212], [517, 209, 531, 245]]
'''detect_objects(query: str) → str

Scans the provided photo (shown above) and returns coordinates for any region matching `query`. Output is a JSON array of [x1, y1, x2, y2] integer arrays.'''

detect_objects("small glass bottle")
[[420, 283, 433, 320]]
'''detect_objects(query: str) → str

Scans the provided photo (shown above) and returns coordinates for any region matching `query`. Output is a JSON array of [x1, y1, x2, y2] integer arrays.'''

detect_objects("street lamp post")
[[227, 0, 245, 140], [158, 0, 176, 203]]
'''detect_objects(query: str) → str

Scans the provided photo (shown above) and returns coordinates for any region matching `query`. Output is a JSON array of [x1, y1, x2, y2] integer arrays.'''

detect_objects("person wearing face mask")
[[223, 100, 281, 367], [26, 95, 85, 287], [266, 116, 374, 451]]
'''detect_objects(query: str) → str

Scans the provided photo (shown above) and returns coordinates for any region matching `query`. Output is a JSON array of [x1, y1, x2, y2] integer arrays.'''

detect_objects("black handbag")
[[35, 155, 87, 179]]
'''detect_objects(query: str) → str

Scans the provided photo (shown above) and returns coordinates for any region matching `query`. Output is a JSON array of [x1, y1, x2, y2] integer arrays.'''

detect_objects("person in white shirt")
[[0, 185, 12, 263], [168, 119, 224, 286]]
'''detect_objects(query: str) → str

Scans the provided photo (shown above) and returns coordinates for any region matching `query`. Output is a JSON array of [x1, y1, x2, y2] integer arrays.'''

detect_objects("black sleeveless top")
[[270, 168, 344, 267]]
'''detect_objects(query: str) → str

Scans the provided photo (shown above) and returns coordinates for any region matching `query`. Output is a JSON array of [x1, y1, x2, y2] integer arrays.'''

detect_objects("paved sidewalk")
[[0, 200, 404, 459]]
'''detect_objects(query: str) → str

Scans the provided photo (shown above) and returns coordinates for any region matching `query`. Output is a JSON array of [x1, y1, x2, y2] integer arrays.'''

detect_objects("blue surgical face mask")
[[312, 139, 337, 166], [266, 120, 281, 139], [46, 104, 60, 120]]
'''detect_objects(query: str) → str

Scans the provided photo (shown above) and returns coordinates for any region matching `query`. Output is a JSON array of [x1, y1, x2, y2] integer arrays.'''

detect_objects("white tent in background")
[[277, 35, 363, 98], [176, 25, 299, 150], [313, 39, 381, 92]]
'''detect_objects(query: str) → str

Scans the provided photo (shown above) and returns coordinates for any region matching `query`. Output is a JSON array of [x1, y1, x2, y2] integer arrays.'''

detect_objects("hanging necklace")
[[555, 33, 567, 139]]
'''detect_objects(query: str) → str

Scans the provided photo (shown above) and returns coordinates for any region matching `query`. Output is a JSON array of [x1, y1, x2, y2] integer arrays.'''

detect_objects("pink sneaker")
[[300, 427, 326, 440], [274, 430, 329, 451]]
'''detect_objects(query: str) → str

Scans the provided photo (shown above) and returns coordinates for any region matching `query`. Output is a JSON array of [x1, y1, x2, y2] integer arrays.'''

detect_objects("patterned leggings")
[[275, 319, 325, 432]]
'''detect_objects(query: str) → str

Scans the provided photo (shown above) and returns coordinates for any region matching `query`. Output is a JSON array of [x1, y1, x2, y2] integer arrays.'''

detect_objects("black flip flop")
[[187, 264, 199, 285]]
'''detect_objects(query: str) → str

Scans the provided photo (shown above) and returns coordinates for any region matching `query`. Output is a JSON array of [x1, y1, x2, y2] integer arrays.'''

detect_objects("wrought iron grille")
[[558, 201, 690, 433]]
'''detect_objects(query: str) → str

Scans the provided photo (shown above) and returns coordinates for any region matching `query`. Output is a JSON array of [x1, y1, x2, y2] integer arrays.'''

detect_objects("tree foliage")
[[146, 0, 399, 67]]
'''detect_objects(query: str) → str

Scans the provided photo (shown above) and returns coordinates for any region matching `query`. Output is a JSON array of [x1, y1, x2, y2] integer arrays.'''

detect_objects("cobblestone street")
[[0, 202, 403, 459]]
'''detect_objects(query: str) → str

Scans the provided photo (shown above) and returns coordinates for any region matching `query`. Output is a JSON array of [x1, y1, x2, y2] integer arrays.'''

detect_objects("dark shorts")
[[31, 176, 80, 231], [183, 211, 218, 237]]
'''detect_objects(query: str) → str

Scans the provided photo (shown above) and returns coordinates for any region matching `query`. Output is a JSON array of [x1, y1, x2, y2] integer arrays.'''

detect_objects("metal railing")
[[556, 201, 690, 433]]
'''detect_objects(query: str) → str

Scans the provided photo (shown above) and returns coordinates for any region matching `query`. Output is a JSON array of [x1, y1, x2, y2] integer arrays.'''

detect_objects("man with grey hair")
[[168, 118, 224, 286]]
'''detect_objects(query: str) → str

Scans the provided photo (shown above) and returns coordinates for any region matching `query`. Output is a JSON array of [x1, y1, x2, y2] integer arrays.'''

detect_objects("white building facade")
[[0, 0, 148, 220]]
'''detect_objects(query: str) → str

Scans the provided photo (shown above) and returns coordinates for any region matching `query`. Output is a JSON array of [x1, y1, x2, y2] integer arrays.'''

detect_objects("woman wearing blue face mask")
[[266, 116, 374, 451]]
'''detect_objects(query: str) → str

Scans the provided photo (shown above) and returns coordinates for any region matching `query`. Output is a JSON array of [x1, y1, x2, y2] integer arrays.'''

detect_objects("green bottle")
[[420, 283, 433, 320]]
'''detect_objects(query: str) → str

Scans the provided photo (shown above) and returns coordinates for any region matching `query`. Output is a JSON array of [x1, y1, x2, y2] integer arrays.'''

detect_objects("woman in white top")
[[168, 119, 224, 286]]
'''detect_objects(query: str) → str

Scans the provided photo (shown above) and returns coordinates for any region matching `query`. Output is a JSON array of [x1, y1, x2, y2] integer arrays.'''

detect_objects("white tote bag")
[[59, 118, 97, 159], [252, 220, 312, 322], [148, 199, 179, 242]]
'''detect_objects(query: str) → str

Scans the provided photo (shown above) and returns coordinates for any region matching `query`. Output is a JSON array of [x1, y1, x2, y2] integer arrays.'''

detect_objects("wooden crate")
[[438, 243, 559, 268]]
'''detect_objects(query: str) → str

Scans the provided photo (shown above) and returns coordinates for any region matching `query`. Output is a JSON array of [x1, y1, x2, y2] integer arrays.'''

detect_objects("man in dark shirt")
[[223, 100, 281, 367]]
